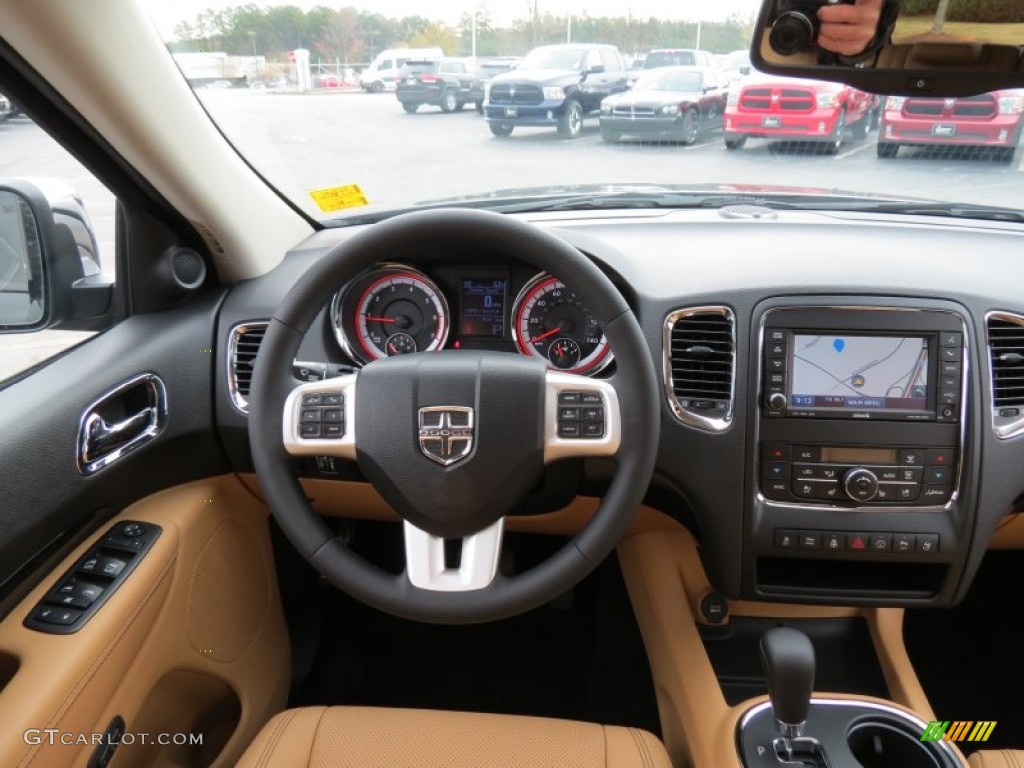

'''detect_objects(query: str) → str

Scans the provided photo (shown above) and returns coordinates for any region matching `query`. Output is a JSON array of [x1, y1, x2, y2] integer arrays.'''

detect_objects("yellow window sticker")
[[310, 184, 369, 213]]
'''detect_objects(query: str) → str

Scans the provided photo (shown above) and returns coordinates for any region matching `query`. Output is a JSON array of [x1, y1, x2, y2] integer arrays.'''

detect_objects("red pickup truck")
[[876, 90, 1024, 162], [723, 75, 878, 154]]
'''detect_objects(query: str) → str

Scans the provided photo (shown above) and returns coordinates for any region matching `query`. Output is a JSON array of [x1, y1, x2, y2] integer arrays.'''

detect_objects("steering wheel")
[[249, 209, 659, 624]]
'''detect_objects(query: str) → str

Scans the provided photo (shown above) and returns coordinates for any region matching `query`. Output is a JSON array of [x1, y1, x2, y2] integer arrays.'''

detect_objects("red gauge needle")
[[528, 327, 561, 344], [388, 342, 399, 355], [365, 316, 396, 323]]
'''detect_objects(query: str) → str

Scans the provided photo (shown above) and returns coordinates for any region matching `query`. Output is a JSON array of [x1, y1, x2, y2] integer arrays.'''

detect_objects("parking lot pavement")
[[3, 89, 1024, 382]]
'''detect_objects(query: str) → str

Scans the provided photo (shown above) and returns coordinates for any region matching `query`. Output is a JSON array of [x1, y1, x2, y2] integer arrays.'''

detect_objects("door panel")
[[0, 292, 228, 611]]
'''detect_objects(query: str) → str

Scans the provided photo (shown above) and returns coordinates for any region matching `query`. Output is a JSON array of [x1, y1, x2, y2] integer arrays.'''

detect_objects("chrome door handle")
[[82, 408, 156, 462], [77, 374, 167, 475]]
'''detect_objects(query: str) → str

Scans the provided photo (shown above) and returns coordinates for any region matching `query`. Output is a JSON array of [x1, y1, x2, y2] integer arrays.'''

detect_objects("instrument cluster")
[[330, 263, 613, 375]]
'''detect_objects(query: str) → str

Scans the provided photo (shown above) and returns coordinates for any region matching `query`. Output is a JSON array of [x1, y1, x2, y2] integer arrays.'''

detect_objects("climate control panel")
[[762, 443, 957, 506]]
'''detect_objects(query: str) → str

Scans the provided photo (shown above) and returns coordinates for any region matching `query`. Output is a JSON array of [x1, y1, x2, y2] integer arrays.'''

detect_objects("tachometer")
[[512, 273, 612, 374], [332, 265, 449, 364]]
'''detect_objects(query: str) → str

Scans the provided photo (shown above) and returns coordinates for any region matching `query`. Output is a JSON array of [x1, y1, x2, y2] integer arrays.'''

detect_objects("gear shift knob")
[[760, 627, 815, 737]]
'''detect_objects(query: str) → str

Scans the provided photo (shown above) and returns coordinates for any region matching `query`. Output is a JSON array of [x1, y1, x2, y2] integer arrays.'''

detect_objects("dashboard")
[[214, 207, 1024, 611]]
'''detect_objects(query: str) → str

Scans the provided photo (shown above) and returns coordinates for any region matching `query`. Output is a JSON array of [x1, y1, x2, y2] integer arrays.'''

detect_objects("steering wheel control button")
[[300, 409, 322, 423], [554, 390, 606, 440], [300, 423, 322, 438], [301, 394, 324, 407], [843, 468, 879, 501], [916, 534, 940, 554]]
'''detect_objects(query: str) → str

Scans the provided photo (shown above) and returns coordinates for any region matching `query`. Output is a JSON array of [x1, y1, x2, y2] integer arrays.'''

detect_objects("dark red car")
[[876, 90, 1024, 162], [723, 75, 878, 154]]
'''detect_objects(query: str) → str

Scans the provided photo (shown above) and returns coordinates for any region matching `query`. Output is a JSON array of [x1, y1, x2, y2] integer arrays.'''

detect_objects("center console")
[[745, 299, 976, 604]]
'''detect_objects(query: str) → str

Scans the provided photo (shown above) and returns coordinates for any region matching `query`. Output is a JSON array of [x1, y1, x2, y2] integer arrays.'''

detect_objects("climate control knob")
[[843, 467, 879, 502], [767, 393, 787, 412]]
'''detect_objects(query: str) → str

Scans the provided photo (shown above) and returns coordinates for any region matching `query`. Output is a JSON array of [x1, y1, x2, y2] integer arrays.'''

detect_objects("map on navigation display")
[[790, 334, 929, 411]]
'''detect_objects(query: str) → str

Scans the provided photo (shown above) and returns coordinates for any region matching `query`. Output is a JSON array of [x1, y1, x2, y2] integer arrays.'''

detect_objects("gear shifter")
[[760, 626, 815, 739]]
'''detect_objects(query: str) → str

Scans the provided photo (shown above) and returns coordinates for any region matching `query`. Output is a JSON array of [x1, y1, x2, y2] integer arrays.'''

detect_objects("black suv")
[[396, 58, 484, 114], [483, 44, 628, 138]]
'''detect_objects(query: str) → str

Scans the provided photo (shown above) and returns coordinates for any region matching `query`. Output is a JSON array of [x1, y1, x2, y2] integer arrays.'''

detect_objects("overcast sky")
[[144, 0, 762, 39]]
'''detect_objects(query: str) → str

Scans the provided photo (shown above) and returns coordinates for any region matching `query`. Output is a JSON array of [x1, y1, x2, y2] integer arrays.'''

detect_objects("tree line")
[[169, 4, 754, 64]]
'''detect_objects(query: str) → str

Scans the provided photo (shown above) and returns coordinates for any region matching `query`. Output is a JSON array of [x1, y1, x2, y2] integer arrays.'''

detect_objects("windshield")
[[520, 46, 587, 71], [144, 1, 1024, 221], [634, 70, 704, 93], [644, 50, 698, 68]]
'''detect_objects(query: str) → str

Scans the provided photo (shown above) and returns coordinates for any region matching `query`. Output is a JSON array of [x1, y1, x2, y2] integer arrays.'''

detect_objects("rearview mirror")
[[751, 0, 1024, 96], [0, 180, 112, 334]]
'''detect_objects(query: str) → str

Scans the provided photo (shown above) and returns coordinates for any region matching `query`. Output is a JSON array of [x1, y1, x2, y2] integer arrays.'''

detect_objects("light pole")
[[567, 14, 572, 43], [472, 11, 477, 58], [695, 19, 702, 50], [248, 31, 261, 81]]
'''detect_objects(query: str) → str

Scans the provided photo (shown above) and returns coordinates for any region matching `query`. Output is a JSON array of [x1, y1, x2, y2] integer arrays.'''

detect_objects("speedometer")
[[512, 273, 612, 375], [332, 265, 449, 364]]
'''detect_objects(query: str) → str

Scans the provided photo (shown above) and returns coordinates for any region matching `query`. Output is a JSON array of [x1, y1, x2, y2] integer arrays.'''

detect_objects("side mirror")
[[0, 179, 112, 334], [739, 65, 751, 75], [586, 64, 605, 76], [750, 0, 1024, 96]]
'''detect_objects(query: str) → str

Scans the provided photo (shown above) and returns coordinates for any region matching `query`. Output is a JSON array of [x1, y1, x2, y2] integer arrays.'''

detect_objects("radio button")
[[939, 391, 959, 405], [940, 332, 962, 347], [925, 448, 955, 467], [940, 360, 961, 377], [794, 445, 820, 462], [768, 330, 786, 342], [941, 347, 960, 362], [767, 392, 788, 412], [844, 468, 879, 501], [940, 376, 959, 390], [768, 341, 786, 356], [899, 449, 924, 467], [768, 372, 785, 386], [768, 358, 785, 372]]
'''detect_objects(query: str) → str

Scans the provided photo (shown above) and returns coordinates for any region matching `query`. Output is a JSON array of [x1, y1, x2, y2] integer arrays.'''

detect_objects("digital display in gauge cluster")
[[331, 263, 613, 376], [460, 278, 506, 337]]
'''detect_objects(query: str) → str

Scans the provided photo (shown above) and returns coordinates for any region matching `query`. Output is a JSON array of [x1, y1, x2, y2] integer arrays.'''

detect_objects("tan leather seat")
[[237, 706, 672, 768], [969, 751, 1024, 768]]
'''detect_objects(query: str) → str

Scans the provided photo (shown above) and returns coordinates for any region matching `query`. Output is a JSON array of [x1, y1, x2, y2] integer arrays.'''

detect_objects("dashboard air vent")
[[229, 322, 269, 413], [987, 311, 1024, 439], [663, 307, 735, 432]]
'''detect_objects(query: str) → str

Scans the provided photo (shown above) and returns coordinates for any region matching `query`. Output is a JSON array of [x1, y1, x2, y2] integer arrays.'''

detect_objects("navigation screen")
[[789, 334, 929, 412], [460, 278, 506, 337]]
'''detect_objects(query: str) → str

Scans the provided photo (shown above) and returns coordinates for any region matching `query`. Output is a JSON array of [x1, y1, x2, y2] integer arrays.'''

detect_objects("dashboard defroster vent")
[[228, 321, 269, 414], [987, 311, 1024, 439], [663, 306, 736, 432]]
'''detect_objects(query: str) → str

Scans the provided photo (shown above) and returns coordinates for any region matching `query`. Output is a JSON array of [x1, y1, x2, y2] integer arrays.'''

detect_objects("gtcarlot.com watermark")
[[24, 729, 202, 747]]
